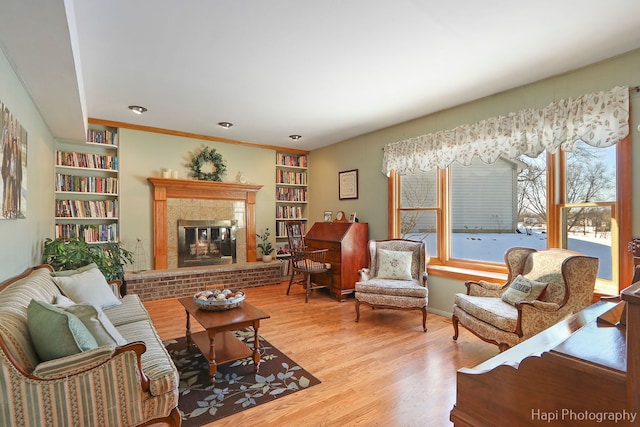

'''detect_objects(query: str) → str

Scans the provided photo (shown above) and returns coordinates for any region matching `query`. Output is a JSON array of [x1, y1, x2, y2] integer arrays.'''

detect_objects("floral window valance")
[[382, 86, 629, 176]]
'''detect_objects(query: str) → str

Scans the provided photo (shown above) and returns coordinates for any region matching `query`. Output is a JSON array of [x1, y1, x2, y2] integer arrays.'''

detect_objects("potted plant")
[[43, 237, 133, 281], [256, 228, 274, 262]]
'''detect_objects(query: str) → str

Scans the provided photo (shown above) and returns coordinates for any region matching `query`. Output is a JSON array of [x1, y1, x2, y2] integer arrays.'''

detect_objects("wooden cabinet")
[[450, 297, 636, 427], [304, 222, 368, 301]]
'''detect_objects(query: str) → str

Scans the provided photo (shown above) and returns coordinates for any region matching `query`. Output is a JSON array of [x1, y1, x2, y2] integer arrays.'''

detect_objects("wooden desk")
[[451, 300, 634, 426], [304, 222, 368, 301]]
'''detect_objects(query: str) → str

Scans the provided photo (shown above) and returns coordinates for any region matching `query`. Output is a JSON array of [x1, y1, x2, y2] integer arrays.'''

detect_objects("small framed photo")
[[349, 212, 356, 223], [339, 169, 358, 200], [324, 211, 333, 222]]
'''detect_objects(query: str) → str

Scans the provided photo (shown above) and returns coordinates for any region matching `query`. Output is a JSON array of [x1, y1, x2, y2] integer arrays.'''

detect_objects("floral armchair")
[[452, 247, 599, 351], [355, 239, 429, 332]]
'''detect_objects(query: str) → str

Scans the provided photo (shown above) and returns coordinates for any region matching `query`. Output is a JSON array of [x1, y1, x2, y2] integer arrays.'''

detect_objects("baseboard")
[[428, 307, 453, 318]]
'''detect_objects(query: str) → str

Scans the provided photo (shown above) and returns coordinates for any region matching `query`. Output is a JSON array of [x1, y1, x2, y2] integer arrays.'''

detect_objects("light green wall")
[[1, 41, 638, 315], [0, 48, 56, 282], [310, 48, 640, 316], [118, 129, 276, 269]]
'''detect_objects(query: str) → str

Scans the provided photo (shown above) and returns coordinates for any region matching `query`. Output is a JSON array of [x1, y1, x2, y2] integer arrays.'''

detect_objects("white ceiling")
[[2, 0, 640, 150]]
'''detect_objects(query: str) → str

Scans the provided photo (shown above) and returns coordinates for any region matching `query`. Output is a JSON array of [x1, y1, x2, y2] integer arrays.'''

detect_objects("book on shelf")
[[276, 187, 307, 202], [55, 173, 118, 194], [276, 205, 303, 219], [55, 199, 118, 218], [56, 151, 118, 170], [276, 221, 305, 237], [55, 223, 119, 243], [276, 153, 307, 168], [276, 170, 307, 185], [87, 129, 118, 146]]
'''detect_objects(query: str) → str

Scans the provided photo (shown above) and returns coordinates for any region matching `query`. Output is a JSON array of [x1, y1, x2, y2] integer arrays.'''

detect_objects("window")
[[399, 170, 439, 258], [394, 138, 630, 293], [561, 142, 618, 289]]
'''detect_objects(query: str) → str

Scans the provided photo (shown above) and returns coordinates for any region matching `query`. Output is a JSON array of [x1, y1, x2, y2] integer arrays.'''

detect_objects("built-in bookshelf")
[[275, 151, 308, 272], [54, 125, 120, 244]]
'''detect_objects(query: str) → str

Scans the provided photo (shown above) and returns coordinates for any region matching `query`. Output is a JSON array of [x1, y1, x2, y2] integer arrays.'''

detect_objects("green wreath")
[[189, 147, 227, 181]]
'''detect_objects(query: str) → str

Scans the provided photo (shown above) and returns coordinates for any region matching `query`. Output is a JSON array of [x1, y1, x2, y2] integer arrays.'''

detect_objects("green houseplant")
[[43, 237, 133, 281], [256, 228, 274, 261]]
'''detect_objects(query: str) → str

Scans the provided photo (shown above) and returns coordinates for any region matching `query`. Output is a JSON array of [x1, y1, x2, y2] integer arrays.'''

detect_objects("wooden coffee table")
[[178, 297, 270, 383]]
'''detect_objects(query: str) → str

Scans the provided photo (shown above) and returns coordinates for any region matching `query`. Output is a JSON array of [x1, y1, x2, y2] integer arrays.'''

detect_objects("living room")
[[1, 2, 640, 426]]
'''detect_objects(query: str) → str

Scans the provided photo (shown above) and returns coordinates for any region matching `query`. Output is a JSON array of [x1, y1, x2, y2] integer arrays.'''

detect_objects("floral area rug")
[[164, 330, 320, 427]]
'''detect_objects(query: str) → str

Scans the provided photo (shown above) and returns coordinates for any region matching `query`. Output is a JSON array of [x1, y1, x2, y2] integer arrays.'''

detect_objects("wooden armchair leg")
[[305, 274, 311, 303], [355, 299, 361, 323], [421, 306, 427, 332], [287, 271, 295, 295], [452, 314, 459, 341]]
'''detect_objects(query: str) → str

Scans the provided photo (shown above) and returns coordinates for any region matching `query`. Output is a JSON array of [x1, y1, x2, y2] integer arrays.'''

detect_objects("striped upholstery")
[[104, 294, 150, 327], [0, 265, 180, 427], [116, 320, 180, 396]]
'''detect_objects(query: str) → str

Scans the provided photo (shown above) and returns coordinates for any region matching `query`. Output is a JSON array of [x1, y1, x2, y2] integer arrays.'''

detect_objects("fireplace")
[[177, 219, 237, 267], [147, 178, 262, 269]]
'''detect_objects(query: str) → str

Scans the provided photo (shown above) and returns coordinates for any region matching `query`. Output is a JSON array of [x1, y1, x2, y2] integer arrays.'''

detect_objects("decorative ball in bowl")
[[193, 289, 245, 311]]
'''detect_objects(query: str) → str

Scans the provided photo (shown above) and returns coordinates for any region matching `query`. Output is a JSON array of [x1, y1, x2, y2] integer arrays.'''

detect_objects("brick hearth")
[[124, 261, 282, 301]]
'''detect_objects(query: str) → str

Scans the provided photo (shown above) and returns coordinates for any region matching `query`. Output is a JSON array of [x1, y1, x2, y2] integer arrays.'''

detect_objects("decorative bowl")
[[193, 289, 245, 311]]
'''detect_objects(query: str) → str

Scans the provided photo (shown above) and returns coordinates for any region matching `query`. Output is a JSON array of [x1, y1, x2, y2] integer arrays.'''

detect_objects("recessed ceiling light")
[[218, 122, 233, 129], [289, 135, 302, 141], [128, 105, 147, 114]]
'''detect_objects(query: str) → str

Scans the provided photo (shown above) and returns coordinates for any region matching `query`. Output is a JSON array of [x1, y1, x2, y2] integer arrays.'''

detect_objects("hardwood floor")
[[145, 282, 499, 427]]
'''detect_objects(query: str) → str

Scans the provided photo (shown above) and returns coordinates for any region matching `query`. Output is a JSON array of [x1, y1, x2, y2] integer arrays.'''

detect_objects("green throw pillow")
[[27, 299, 98, 362]]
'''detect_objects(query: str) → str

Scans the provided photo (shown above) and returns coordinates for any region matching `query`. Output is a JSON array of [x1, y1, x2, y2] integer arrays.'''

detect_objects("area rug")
[[164, 330, 320, 427]]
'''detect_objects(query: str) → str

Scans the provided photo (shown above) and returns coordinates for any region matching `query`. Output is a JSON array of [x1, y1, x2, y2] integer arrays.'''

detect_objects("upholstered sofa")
[[0, 264, 181, 426]]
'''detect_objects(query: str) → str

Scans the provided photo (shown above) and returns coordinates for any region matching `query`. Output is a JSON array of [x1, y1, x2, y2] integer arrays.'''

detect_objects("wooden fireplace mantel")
[[148, 177, 263, 269]]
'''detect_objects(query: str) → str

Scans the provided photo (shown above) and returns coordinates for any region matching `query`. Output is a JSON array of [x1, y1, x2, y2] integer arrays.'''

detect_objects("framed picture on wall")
[[338, 169, 358, 200]]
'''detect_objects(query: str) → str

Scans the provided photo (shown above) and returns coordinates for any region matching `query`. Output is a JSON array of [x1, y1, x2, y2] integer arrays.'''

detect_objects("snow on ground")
[[407, 230, 612, 280]]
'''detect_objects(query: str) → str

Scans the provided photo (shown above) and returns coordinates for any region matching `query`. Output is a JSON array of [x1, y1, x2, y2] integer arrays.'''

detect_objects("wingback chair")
[[452, 247, 599, 351], [355, 239, 429, 332]]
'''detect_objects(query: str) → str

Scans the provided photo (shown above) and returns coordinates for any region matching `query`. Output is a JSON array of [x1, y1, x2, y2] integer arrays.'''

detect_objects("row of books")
[[87, 129, 117, 146], [55, 199, 118, 218], [55, 223, 119, 243], [276, 153, 307, 168], [275, 220, 306, 237], [276, 170, 307, 185], [276, 187, 307, 202], [56, 151, 118, 170], [276, 205, 304, 220], [55, 173, 118, 194]]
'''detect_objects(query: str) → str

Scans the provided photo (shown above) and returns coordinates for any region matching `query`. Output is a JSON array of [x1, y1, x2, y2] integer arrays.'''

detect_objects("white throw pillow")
[[376, 249, 413, 280], [55, 294, 76, 307], [63, 304, 127, 347], [53, 267, 122, 310], [501, 275, 548, 306]]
